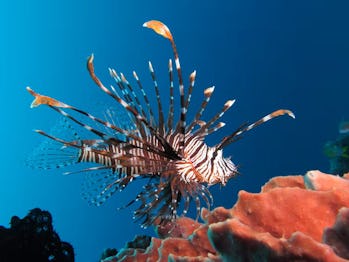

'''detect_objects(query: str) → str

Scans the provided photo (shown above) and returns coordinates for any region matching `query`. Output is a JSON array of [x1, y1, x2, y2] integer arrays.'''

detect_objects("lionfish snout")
[[207, 148, 238, 186], [221, 157, 239, 186]]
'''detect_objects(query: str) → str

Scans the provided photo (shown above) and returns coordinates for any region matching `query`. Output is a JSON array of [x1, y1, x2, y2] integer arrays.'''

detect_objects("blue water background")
[[1, 1, 348, 261]]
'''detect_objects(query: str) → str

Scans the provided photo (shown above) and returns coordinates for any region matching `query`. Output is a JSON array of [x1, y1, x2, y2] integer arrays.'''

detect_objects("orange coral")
[[105, 171, 349, 262]]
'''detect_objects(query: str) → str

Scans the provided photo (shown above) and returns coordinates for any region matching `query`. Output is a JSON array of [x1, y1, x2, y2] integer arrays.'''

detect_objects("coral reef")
[[105, 170, 349, 262], [0, 208, 74, 262]]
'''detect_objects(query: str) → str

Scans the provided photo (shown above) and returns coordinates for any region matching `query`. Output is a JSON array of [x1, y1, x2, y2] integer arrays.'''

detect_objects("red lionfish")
[[27, 20, 295, 227]]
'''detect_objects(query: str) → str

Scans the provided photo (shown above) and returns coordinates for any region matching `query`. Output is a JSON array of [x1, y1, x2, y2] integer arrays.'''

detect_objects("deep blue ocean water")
[[1, 1, 349, 261]]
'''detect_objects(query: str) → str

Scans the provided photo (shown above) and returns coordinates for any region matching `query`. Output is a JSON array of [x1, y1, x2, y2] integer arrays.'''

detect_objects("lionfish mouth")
[[27, 20, 295, 227]]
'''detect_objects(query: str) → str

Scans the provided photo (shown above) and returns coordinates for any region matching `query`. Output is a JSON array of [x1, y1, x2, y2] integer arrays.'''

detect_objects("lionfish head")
[[221, 158, 238, 186], [207, 147, 238, 186]]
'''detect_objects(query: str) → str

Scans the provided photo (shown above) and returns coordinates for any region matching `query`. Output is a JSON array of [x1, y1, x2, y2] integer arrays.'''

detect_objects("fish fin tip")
[[287, 110, 296, 119], [27, 87, 39, 104], [30, 98, 40, 108], [26, 86, 35, 94], [87, 53, 94, 64], [143, 20, 173, 41]]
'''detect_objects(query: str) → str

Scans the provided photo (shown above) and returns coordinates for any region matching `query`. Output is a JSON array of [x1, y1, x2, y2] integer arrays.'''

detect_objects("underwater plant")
[[27, 20, 294, 227], [324, 120, 349, 175]]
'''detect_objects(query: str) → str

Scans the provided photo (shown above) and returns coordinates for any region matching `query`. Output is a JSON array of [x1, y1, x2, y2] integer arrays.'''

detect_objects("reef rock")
[[106, 170, 349, 262], [0, 208, 74, 262]]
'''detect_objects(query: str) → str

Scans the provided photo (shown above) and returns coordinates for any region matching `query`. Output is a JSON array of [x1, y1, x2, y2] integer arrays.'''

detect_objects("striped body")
[[28, 20, 294, 227], [78, 133, 237, 185]]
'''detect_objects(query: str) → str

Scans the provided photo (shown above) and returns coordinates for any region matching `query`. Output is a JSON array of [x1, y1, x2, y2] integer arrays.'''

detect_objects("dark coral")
[[100, 248, 118, 261], [323, 207, 349, 259], [126, 235, 151, 249], [0, 208, 74, 262]]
